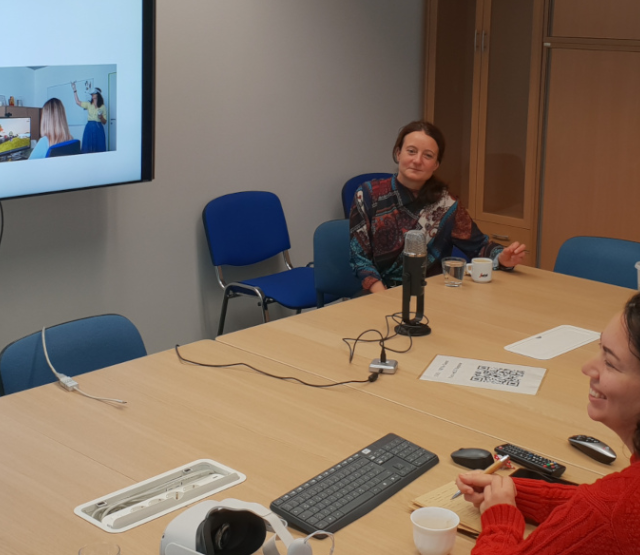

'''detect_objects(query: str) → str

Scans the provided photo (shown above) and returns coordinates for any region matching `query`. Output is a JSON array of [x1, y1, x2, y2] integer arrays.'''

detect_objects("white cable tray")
[[74, 459, 246, 533]]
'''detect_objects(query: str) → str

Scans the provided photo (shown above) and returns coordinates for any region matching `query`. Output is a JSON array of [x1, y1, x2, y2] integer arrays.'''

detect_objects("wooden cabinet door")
[[538, 48, 640, 270], [475, 0, 541, 229], [425, 0, 544, 233]]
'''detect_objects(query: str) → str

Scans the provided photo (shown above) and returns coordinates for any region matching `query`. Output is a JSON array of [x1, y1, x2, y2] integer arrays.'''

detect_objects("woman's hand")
[[480, 475, 517, 513], [369, 280, 387, 293], [456, 472, 517, 513], [71, 81, 77, 93], [456, 471, 492, 508], [498, 241, 527, 268]]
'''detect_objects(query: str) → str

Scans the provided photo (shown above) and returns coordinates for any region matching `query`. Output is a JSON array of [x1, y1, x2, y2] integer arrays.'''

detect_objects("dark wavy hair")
[[623, 292, 640, 455], [392, 120, 448, 205], [92, 88, 105, 108]]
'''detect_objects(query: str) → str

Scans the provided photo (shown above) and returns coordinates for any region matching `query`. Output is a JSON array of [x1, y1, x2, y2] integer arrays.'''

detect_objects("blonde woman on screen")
[[29, 98, 73, 160]]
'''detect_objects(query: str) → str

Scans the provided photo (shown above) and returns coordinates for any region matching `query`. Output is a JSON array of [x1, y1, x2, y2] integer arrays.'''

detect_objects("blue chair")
[[314, 219, 362, 308], [203, 191, 333, 336], [341, 173, 393, 218], [554, 236, 640, 289], [0, 314, 147, 396], [451, 245, 470, 263], [45, 139, 81, 158]]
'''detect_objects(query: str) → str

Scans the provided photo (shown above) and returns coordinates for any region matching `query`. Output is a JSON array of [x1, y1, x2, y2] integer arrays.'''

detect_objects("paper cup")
[[411, 507, 459, 555]]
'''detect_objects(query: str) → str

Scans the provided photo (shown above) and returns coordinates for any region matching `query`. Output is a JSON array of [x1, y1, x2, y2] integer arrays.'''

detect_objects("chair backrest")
[[46, 139, 81, 158], [341, 173, 393, 218], [314, 219, 362, 306], [203, 191, 292, 267], [554, 236, 640, 289], [0, 314, 147, 396]]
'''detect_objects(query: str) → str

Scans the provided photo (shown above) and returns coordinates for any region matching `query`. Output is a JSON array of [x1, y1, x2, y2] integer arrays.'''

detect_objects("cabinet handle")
[[492, 234, 510, 241], [482, 31, 487, 52], [474, 30, 478, 52]]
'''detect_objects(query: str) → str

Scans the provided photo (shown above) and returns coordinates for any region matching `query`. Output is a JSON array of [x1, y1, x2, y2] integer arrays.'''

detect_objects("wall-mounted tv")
[[0, 0, 154, 200]]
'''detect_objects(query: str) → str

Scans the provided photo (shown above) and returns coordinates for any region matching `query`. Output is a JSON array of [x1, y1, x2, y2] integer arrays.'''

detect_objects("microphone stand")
[[396, 271, 431, 337]]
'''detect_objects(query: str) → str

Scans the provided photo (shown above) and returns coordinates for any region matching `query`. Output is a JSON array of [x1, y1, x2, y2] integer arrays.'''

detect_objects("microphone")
[[395, 230, 431, 337]]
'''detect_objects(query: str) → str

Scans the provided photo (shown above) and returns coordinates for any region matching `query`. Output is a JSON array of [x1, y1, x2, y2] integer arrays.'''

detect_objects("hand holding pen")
[[451, 455, 510, 500]]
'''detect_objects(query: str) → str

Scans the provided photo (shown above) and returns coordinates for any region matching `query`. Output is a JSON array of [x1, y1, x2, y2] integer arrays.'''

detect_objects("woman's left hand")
[[498, 241, 527, 268], [478, 475, 517, 514]]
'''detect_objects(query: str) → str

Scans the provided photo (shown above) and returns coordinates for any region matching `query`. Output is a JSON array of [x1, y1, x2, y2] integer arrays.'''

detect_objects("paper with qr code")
[[420, 355, 546, 395]]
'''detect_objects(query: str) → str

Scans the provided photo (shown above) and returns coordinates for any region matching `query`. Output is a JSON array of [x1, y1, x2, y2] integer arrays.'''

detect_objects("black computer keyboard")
[[270, 433, 439, 534]]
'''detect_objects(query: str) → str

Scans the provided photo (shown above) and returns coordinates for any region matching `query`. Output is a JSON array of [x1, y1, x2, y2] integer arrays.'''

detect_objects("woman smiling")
[[456, 293, 640, 554], [349, 121, 526, 293]]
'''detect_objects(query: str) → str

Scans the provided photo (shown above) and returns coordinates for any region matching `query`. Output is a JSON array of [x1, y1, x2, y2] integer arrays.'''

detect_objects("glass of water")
[[441, 257, 466, 287]]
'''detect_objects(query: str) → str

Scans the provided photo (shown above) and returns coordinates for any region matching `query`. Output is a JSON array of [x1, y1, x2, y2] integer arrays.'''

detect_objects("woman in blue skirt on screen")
[[71, 82, 107, 153]]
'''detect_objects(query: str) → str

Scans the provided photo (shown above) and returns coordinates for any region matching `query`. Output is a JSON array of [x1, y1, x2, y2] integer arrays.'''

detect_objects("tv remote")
[[568, 435, 617, 464], [495, 444, 566, 477]]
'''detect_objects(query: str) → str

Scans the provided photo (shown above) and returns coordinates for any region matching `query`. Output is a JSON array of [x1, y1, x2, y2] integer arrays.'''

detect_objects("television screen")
[[0, 118, 31, 158], [0, 0, 154, 200]]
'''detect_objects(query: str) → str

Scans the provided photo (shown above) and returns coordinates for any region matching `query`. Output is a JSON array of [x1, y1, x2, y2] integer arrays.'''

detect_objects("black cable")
[[174, 345, 378, 388], [0, 201, 4, 250], [342, 311, 424, 362]]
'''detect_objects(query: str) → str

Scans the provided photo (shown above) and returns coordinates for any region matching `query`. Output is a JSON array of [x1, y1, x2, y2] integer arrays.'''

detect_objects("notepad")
[[413, 477, 537, 539], [504, 325, 599, 360], [413, 481, 482, 536]]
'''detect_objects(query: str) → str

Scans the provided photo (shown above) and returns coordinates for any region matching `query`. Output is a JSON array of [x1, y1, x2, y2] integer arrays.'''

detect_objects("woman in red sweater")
[[456, 292, 640, 554]]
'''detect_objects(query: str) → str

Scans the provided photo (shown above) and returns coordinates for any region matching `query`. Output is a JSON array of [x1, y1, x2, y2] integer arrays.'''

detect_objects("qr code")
[[471, 366, 524, 387]]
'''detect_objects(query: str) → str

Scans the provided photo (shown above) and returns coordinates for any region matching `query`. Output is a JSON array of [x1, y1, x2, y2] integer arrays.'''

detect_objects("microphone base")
[[395, 322, 432, 337]]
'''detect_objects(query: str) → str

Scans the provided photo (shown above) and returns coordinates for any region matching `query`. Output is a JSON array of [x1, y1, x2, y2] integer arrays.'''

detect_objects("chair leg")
[[255, 289, 271, 324], [260, 302, 271, 323], [217, 290, 231, 337]]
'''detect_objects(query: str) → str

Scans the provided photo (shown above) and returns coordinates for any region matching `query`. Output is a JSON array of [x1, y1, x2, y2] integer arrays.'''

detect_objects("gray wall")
[[0, 0, 424, 354]]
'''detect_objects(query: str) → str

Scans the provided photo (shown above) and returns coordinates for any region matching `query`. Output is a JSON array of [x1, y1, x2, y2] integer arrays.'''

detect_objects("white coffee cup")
[[466, 257, 493, 283], [411, 507, 459, 555]]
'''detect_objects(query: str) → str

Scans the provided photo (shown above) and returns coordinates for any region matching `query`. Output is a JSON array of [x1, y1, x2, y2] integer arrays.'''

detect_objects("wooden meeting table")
[[0, 339, 604, 555], [217, 266, 635, 477]]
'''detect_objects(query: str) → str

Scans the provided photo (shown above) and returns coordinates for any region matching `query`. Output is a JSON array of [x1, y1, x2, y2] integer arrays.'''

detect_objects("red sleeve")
[[471, 477, 625, 555], [472, 504, 525, 554], [512, 478, 577, 523]]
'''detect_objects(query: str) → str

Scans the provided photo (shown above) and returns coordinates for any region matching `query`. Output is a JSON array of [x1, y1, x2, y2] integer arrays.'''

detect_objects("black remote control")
[[495, 444, 566, 477]]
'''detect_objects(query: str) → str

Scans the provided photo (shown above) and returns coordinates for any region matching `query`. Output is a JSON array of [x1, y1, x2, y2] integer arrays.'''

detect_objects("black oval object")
[[451, 447, 494, 470]]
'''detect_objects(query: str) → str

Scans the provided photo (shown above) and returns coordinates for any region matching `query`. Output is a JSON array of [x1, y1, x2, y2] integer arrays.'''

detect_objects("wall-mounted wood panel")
[[551, 0, 640, 40], [539, 48, 640, 270]]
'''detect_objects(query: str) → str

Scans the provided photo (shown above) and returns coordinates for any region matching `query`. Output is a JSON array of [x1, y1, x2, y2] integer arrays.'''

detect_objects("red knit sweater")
[[473, 456, 640, 554]]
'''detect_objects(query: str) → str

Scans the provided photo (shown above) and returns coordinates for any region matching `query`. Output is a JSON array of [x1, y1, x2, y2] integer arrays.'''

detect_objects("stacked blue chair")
[[314, 219, 362, 307], [554, 236, 640, 289], [203, 191, 334, 335], [0, 314, 147, 395], [341, 173, 393, 218]]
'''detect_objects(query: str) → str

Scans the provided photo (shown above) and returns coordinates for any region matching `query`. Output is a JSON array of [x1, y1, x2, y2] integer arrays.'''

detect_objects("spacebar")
[[339, 491, 375, 514]]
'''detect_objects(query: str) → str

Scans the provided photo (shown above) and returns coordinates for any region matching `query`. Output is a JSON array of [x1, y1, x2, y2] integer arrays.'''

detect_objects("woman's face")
[[582, 313, 640, 448], [395, 131, 440, 191]]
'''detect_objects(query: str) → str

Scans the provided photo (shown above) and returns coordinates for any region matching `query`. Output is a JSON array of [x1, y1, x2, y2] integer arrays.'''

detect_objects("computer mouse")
[[568, 435, 617, 464], [450, 448, 494, 470]]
